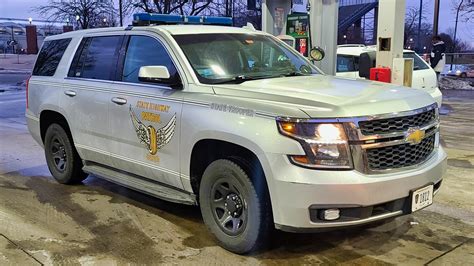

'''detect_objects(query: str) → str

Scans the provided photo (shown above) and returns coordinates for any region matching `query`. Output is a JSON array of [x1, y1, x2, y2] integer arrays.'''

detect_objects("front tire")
[[199, 159, 272, 254], [44, 123, 87, 184]]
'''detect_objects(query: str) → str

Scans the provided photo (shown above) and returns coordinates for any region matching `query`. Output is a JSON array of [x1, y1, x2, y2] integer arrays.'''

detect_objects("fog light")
[[323, 209, 340, 221]]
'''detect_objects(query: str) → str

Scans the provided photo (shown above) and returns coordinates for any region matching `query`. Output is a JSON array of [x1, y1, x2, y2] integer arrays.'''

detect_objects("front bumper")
[[266, 146, 447, 231], [429, 87, 443, 108]]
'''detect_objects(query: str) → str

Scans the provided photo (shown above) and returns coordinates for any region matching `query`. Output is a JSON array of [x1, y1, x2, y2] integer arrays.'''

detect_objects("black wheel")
[[44, 123, 87, 184], [460, 73, 467, 78], [199, 159, 272, 254]]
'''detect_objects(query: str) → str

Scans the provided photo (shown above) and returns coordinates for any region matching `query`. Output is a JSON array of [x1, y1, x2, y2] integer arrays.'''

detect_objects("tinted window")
[[32, 38, 71, 76], [122, 36, 178, 84], [403, 52, 430, 71], [337, 55, 359, 72], [72, 36, 122, 80]]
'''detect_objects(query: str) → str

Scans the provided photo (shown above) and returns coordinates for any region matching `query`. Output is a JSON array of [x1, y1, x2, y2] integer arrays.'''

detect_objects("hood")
[[212, 75, 436, 118]]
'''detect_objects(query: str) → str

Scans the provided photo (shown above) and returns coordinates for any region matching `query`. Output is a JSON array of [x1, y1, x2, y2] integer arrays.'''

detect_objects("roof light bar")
[[132, 13, 233, 26]]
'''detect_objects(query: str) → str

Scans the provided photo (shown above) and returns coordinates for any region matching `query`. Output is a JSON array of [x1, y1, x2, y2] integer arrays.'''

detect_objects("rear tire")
[[44, 123, 87, 184], [199, 159, 272, 254]]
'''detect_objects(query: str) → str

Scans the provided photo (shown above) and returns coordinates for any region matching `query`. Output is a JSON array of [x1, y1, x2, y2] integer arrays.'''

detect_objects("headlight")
[[277, 121, 353, 169]]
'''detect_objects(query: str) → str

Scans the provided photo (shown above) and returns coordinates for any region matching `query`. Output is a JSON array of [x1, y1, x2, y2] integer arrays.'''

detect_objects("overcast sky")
[[0, 0, 472, 45]]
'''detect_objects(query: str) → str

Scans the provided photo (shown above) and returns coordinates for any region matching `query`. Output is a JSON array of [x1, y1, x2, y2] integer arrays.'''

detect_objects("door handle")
[[111, 97, 127, 105], [64, 90, 76, 97]]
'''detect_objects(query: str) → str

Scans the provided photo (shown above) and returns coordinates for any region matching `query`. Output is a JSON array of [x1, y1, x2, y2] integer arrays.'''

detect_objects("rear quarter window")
[[403, 52, 430, 71], [337, 55, 359, 72], [32, 38, 71, 76]]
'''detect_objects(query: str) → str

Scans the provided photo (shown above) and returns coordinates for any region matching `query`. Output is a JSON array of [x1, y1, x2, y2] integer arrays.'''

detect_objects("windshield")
[[173, 33, 320, 84]]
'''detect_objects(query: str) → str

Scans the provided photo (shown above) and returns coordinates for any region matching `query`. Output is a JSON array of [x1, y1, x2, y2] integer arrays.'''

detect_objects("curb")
[[0, 71, 32, 75]]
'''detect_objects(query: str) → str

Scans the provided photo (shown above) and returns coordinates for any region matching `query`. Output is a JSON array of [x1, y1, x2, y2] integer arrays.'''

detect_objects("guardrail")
[[444, 53, 474, 65]]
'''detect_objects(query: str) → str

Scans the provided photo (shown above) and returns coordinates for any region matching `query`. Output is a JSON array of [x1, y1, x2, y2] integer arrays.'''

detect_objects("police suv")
[[27, 14, 446, 254]]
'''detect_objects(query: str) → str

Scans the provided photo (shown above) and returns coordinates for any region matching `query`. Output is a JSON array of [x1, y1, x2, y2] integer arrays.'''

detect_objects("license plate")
[[411, 185, 434, 212]]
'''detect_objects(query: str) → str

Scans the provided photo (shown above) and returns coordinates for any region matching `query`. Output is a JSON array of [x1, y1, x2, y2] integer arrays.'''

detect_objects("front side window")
[[122, 35, 178, 84], [173, 33, 319, 84], [71, 36, 122, 80], [33, 38, 71, 76]]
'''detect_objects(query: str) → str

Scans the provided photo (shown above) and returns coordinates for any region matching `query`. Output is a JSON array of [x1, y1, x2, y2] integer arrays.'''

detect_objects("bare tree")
[[442, 27, 473, 52], [451, 0, 466, 53], [206, 0, 261, 28], [34, 0, 117, 29], [458, 0, 473, 22], [404, 6, 429, 47], [126, 0, 213, 16]]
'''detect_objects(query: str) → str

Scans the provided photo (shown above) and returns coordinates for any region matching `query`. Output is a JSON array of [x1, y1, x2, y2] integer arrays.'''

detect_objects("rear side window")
[[32, 38, 71, 76], [69, 36, 122, 80], [336, 55, 359, 72]]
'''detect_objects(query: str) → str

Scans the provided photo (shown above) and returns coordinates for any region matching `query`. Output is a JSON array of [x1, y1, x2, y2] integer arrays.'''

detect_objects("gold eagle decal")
[[129, 105, 176, 155]]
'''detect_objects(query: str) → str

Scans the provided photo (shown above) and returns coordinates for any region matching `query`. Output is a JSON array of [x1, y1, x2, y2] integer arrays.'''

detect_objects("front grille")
[[367, 135, 435, 170], [359, 109, 436, 135]]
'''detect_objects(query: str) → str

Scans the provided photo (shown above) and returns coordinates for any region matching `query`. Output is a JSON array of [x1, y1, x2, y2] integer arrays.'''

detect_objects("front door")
[[107, 34, 184, 189]]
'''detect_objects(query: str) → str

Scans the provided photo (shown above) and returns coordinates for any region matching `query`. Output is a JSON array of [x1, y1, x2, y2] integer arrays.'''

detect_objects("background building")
[[0, 18, 65, 53]]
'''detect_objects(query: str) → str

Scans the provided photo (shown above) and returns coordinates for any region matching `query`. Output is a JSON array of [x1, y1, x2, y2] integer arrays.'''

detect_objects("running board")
[[82, 162, 196, 205]]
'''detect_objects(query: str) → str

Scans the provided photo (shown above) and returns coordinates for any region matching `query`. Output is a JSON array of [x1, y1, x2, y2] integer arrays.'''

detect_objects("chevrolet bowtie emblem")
[[405, 128, 425, 145]]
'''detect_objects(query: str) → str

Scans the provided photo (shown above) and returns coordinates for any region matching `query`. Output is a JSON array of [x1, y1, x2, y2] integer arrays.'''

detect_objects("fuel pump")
[[285, 13, 309, 57], [278, 1, 325, 63]]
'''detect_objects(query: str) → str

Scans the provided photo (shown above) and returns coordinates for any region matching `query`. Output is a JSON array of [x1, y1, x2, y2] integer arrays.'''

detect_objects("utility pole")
[[119, 0, 123, 27], [433, 0, 440, 36], [417, 0, 423, 53], [453, 0, 464, 53], [11, 26, 15, 54]]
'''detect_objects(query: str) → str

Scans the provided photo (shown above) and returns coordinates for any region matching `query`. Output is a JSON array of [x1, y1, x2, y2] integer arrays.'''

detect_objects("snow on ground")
[[439, 76, 474, 90]]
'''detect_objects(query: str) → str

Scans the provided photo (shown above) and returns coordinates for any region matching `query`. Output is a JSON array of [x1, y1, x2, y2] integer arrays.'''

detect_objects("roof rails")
[[132, 13, 233, 26]]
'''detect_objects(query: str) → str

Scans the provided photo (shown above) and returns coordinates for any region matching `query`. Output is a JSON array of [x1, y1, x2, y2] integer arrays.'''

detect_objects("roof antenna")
[[243, 22, 256, 31]]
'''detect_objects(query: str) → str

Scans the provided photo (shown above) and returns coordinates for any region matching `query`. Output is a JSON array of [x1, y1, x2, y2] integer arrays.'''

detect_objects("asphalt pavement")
[[0, 73, 29, 86], [0, 88, 473, 264]]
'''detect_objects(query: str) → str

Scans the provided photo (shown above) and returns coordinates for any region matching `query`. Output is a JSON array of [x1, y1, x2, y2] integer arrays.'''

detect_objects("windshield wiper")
[[211, 72, 309, 85], [211, 75, 273, 84], [282, 71, 310, 77]]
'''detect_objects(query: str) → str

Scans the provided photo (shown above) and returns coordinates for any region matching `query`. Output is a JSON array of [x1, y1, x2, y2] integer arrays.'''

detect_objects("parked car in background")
[[336, 45, 442, 107], [444, 64, 474, 78]]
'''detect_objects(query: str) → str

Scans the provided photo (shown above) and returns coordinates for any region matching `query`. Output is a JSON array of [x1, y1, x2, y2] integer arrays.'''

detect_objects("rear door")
[[107, 33, 184, 189], [61, 34, 124, 165], [404, 52, 438, 91]]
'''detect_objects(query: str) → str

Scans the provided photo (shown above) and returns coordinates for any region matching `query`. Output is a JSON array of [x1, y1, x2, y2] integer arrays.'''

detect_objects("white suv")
[[336, 45, 443, 107], [26, 18, 446, 254]]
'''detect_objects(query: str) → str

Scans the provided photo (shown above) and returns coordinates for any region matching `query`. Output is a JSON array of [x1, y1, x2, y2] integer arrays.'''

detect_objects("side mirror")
[[359, 51, 376, 79], [310, 47, 325, 61], [138, 66, 181, 88]]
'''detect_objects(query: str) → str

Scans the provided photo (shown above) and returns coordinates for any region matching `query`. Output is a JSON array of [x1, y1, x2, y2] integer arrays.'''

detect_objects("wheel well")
[[189, 139, 267, 196], [39, 110, 71, 143]]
